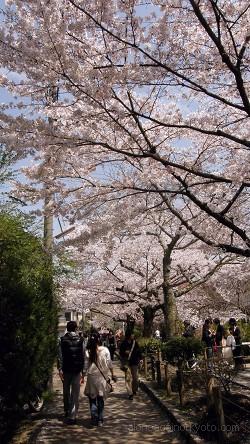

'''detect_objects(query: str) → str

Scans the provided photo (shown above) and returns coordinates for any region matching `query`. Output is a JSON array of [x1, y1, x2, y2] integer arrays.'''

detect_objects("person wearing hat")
[[58, 321, 85, 424]]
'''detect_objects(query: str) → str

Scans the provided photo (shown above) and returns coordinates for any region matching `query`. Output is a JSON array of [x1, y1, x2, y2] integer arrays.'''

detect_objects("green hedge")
[[224, 319, 250, 342], [0, 214, 58, 440], [161, 336, 204, 367], [138, 337, 161, 354]]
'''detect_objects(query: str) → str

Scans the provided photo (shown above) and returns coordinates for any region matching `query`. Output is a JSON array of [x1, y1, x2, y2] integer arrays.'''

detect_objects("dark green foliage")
[[138, 337, 161, 354], [133, 324, 143, 339], [224, 319, 250, 342], [161, 336, 204, 368], [0, 213, 58, 439]]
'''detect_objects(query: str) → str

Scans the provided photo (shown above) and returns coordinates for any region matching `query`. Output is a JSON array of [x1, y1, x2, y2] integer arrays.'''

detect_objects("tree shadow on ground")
[[34, 367, 185, 444]]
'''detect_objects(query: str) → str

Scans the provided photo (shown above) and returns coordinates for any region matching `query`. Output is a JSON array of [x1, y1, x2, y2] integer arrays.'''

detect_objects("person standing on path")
[[222, 327, 236, 360], [57, 321, 85, 424], [182, 320, 196, 368], [182, 320, 195, 338], [107, 330, 116, 361], [213, 318, 225, 355], [154, 328, 161, 339], [228, 318, 244, 369], [119, 330, 142, 400], [84, 333, 117, 426], [202, 318, 215, 366]]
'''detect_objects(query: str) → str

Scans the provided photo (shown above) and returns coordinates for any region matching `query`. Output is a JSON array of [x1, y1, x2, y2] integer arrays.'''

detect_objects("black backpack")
[[61, 334, 84, 373]]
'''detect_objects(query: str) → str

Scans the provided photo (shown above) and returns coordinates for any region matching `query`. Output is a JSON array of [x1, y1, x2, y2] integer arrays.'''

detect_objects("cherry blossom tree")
[[0, 0, 249, 258], [0, 1, 249, 340], [177, 279, 249, 326], [57, 198, 243, 337]]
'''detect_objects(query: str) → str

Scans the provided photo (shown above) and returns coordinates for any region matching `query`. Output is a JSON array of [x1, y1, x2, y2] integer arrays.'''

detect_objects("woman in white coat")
[[223, 327, 236, 360], [84, 334, 117, 426]]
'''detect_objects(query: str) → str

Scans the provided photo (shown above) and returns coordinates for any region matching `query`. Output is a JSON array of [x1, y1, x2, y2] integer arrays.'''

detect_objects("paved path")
[[234, 363, 250, 389], [34, 364, 185, 444]]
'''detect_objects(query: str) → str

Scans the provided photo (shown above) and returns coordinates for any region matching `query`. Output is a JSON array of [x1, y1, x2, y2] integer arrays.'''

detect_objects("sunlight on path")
[[34, 364, 185, 444]]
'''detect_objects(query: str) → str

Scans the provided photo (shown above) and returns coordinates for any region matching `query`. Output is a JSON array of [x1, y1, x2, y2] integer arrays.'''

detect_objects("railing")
[[139, 344, 250, 443]]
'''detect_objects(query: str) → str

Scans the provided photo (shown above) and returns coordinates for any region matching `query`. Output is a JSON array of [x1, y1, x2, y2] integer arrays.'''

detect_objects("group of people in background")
[[182, 317, 244, 370], [201, 317, 244, 369], [57, 322, 142, 427], [57, 317, 244, 427]]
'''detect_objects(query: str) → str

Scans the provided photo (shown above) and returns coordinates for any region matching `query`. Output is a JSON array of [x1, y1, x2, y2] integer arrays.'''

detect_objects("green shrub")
[[138, 337, 161, 354], [223, 319, 250, 341], [235, 319, 250, 341], [161, 336, 204, 368], [133, 324, 143, 339], [0, 213, 58, 434]]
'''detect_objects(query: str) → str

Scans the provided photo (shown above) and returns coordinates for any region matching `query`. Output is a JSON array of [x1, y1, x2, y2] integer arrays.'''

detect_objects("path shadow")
[[34, 365, 185, 444]]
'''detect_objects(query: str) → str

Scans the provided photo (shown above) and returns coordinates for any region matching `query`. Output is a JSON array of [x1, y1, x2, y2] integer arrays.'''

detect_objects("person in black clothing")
[[228, 318, 244, 369], [202, 318, 215, 363], [119, 330, 142, 400], [58, 321, 85, 424], [182, 320, 196, 367], [107, 330, 116, 361], [182, 320, 195, 338], [213, 318, 224, 355]]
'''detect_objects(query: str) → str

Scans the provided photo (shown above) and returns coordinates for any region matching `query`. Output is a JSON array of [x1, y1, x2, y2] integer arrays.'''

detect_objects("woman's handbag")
[[213, 341, 218, 353], [120, 340, 135, 372], [106, 378, 114, 393], [95, 362, 114, 393]]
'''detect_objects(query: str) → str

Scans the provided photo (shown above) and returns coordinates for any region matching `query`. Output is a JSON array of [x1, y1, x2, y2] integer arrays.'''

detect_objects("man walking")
[[58, 321, 85, 424], [120, 330, 142, 400]]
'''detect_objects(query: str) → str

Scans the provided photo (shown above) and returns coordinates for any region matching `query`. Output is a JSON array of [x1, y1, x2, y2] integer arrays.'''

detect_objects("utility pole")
[[43, 84, 59, 391], [44, 198, 54, 253], [43, 84, 59, 253]]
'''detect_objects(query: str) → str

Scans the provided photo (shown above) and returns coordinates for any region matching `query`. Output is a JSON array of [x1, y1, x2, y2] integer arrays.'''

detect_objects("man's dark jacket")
[[60, 333, 84, 373], [120, 339, 142, 366]]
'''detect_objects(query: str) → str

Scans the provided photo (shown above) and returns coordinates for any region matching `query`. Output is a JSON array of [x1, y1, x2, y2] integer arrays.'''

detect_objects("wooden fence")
[[140, 344, 250, 443]]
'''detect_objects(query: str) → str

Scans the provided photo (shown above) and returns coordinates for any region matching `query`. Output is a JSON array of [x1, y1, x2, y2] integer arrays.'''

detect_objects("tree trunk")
[[162, 284, 178, 338], [143, 306, 155, 337], [126, 315, 135, 333], [162, 247, 178, 339]]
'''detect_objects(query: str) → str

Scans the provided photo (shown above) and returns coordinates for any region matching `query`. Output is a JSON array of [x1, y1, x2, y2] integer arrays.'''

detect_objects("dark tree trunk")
[[126, 315, 135, 333], [162, 283, 178, 339], [161, 233, 181, 339], [143, 306, 155, 337]]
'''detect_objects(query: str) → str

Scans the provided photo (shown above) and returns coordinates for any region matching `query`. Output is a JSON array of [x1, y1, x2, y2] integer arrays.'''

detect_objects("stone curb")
[[9, 418, 47, 444], [139, 379, 205, 444]]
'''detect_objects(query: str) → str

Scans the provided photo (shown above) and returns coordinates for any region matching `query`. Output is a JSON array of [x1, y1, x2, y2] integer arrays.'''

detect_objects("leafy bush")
[[223, 319, 250, 342], [133, 324, 143, 339], [138, 337, 161, 354], [161, 336, 204, 368], [236, 319, 250, 342], [0, 213, 58, 440]]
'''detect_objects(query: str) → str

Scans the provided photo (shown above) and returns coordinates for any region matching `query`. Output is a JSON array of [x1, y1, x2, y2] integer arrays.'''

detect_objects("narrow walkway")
[[234, 363, 250, 389], [33, 364, 186, 444]]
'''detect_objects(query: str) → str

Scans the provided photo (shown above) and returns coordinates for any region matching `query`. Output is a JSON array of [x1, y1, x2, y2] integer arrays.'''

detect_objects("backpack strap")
[[128, 340, 135, 360]]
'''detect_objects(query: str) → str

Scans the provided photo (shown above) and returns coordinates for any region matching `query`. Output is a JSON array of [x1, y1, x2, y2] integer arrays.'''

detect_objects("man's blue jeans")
[[89, 396, 104, 422]]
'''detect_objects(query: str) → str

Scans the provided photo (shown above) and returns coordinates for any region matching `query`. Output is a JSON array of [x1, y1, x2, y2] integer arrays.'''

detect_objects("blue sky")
[[0, 0, 66, 237], [0, 0, 182, 238]]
